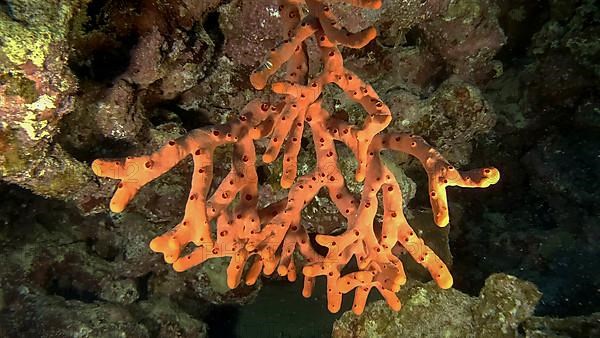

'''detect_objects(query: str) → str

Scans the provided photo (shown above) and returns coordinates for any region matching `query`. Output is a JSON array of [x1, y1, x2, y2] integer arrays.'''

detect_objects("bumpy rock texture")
[[0, 0, 97, 205], [0, 184, 256, 337], [332, 274, 541, 338], [452, 0, 600, 319], [522, 312, 600, 338]]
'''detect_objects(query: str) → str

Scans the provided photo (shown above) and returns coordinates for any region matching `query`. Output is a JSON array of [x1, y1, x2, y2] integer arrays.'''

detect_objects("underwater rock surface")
[[332, 273, 541, 337], [0, 0, 598, 337], [0, 0, 98, 207]]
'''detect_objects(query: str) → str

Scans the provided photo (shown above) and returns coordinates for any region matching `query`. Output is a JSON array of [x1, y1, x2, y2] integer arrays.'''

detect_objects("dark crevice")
[[69, 33, 137, 83], [136, 272, 152, 301], [256, 165, 270, 185], [203, 10, 224, 55], [84, 0, 112, 30], [205, 304, 240, 338], [47, 277, 99, 303], [151, 102, 214, 131], [449, 116, 600, 316], [85, 136, 140, 160], [0, 0, 10, 17], [0, 0, 23, 23], [404, 26, 420, 47], [495, 0, 552, 62]]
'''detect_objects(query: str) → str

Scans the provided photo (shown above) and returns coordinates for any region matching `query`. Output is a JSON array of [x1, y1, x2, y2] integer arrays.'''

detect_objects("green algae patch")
[[0, 128, 29, 176], [0, 0, 85, 68], [0, 72, 39, 103]]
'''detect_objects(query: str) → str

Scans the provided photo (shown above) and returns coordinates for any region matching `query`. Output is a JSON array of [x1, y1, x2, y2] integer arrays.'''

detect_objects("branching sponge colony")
[[92, 0, 500, 315]]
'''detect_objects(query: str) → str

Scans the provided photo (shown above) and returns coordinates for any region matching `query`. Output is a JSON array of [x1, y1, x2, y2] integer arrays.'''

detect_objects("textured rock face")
[[0, 184, 255, 337], [0, 0, 224, 213], [419, 0, 506, 83], [0, 0, 506, 216], [0, 288, 209, 338], [474, 274, 543, 336], [451, 0, 599, 318], [522, 312, 600, 338], [12, 0, 600, 337], [219, 0, 283, 68], [332, 273, 541, 338], [0, 0, 96, 204]]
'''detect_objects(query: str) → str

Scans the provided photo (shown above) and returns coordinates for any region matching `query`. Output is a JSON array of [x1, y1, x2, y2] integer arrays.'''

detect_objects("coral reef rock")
[[332, 273, 541, 338]]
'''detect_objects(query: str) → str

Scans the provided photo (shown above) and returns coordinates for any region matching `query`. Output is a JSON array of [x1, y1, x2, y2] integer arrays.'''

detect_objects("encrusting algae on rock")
[[0, 0, 97, 202]]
